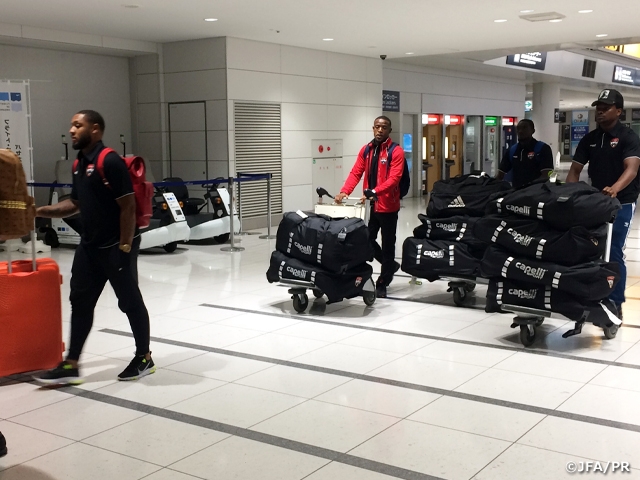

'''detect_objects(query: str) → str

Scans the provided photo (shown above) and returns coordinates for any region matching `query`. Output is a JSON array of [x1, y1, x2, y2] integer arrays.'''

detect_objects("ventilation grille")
[[582, 59, 597, 78], [234, 102, 282, 218], [519, 12, 565, 22]]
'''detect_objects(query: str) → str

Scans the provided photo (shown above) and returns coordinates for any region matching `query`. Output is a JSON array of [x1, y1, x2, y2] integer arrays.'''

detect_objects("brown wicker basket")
[[0, 149, 35, 240]]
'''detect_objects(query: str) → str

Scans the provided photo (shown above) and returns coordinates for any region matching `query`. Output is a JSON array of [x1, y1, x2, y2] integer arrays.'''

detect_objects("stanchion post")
[[221, 176, 245, 252], [235, 172, 249, 236], [259, 172, 277, 240]]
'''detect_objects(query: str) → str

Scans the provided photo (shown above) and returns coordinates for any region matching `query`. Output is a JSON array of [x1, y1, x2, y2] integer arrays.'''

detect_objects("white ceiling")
[[1, 0, 640, 59]]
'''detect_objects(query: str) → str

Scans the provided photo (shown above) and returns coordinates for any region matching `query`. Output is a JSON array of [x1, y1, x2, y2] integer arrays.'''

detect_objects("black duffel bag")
[[427, 172, 512, 218], [486, 279, 619, 326], [276, 211, 373, 274], [266, 251, 373, 303], [474, 215, 607, 265], [486, 181, 620, 230], [401, 237, 480, 282], [481, 245, 619, 300], [413, 214, 486, 257]]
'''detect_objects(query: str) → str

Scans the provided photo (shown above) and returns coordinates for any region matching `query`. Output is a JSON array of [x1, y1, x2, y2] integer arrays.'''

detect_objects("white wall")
[[383, 61, 526, 117], [0, 44, 132, 204], [226, 37, 381, 212]]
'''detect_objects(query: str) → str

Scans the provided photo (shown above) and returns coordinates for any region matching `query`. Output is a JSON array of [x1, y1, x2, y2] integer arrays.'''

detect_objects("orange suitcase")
[[0, 247, 64, 377]]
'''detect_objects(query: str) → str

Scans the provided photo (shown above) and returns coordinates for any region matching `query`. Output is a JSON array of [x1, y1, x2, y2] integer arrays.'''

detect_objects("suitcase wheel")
[[363, 291, 376, 307], [603, 324, 619, 340], [452, 288, 467, 307], [292, 293, 309, 313], [519, 324, 536, 347], [312, 289, 324, 299]]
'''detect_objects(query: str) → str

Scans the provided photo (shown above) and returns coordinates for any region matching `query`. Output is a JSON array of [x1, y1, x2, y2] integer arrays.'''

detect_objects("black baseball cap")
[[592, 89, 624, 109]]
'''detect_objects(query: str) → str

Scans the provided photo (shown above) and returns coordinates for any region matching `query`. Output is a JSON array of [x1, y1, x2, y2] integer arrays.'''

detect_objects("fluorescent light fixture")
[[520, 9, 534, 13], [596, 33, 608, 37], [494, 19, 507, 23], [578, 9, 593, 13], [323, 38, 334, 41], [204, 18, 218, 22], [549, 19, 562, 22], [405, 52, 415, 55]]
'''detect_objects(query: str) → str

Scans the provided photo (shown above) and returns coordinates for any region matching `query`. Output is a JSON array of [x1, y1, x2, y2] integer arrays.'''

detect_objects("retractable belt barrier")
[[28, 172, 276, 253]]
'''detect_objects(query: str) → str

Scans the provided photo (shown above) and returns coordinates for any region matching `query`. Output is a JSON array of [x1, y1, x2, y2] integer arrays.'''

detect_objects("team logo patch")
[[355, 276, 362, 287], [611, 138, 619, 148], [86, 164, 95, 176], [607, 276, 615, 288], [528, 152, 535, 160], [380, 156, 388, 165]]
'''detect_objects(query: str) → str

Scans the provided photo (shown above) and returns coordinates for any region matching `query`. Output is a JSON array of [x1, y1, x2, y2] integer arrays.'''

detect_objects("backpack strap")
[[95, 147, 117, 188], [385, 142, 399, 179], [533, 140, 544, 155], [508, 143, 518, 161]]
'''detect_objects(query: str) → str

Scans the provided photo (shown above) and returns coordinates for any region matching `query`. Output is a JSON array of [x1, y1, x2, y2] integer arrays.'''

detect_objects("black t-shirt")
[[574, 122, 640, 204], [71, 141, 135, 248], [498, 138, 554, 189]]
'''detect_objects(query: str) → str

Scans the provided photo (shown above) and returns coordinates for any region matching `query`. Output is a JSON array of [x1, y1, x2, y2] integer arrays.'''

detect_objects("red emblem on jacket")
[[527, 152, 535, 160], [86, 164, 95, 176], [611, 138, 619, 148]]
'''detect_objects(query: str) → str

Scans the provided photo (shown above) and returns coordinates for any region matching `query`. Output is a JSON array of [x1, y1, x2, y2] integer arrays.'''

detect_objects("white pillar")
[[531, 82, 560, 157]]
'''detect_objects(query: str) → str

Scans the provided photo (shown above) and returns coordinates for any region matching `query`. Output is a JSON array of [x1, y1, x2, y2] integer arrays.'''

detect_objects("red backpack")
[[73, 148, 153, 228]]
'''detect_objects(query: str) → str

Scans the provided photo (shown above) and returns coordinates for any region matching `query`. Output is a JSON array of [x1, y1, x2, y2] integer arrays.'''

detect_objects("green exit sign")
[[485, 116, 498, 126]]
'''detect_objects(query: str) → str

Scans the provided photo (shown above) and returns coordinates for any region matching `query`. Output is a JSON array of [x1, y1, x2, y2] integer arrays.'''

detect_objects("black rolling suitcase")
[[486, 181, 621, 230], [474, 215, 607, 265], [401, 237, 480, 282], [276, 210, 373, 274], [427, 172, 512, 218], [266, 250, 373, 304], [480, 245, 619, 300]]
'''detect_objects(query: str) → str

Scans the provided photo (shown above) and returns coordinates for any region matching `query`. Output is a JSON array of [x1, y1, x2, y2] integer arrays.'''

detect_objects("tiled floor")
[[3, 196, 640, 479]]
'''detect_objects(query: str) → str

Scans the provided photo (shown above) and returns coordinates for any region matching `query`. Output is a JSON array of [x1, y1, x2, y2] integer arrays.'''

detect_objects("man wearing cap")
[[567, 89, 640, 319]]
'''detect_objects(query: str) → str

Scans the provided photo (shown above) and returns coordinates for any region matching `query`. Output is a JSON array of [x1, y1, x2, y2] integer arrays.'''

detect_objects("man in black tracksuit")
[[35, 110, 154, 385]]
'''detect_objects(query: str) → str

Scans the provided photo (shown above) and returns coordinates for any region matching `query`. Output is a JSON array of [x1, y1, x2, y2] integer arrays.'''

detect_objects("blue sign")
[[572, 110, 589, 126], [571, 126, 588, 142], [403, 133, 412, 153]]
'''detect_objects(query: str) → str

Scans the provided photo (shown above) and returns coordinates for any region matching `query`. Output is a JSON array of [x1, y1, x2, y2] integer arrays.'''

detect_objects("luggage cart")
[[442, 275, 488, 307], [500, 222, 621, 346], [280, 190, 377, 313]]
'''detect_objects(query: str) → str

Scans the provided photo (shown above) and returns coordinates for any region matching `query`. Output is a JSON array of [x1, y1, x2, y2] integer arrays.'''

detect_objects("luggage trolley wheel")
[[363, 290, 376, 307], [452, 287, 467, 307], [292, 293, 309, 313], [519, 324, 537, 347], [312, 289, 324, 299], [603, 324, 619, 340]]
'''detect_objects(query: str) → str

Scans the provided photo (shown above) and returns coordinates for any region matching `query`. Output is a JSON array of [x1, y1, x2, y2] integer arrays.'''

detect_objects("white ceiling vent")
[[519, 12, 566, 22]]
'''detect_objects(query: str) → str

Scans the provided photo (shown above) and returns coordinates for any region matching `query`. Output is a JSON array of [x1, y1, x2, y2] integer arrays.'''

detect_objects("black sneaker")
[[118, 355, 156, 381], [616, 304, 623, 322], [376, 283, 387, 298], [33, 361, 83, 386], [0, 431, 7, 458]]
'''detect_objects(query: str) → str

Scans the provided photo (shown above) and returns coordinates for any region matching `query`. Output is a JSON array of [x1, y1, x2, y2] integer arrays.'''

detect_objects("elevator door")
[[465, 116, 482, 173], [446, 124, 463, 178], [423, 124, 442, 193], [483, 126, 500, 175]]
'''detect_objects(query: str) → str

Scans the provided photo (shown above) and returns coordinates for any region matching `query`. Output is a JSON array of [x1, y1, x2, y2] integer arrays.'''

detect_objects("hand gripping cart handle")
[[280, 188, 376, 313]]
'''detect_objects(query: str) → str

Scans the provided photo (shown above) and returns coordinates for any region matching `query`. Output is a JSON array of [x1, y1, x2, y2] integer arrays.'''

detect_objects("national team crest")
[[355, 276, 362, 287], [611, 138, 619, 148], [86, 164, 95, 176], [607, 276, 615, 288], [528, 152, 535, 160], [380, 156, 388, 165]]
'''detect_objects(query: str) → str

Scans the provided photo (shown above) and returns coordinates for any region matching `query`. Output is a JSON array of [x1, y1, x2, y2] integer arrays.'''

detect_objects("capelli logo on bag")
[[423, 250, 445, 259], [507, 228, 533, 247], [515, 262, 547, 280], [435, 223, 457, 232], [294, 242, 313, 255], [607, 276, 615, 288], [508, 288, 538, 300], [506, 204, 531, 216], [286, 266, 308, 279]]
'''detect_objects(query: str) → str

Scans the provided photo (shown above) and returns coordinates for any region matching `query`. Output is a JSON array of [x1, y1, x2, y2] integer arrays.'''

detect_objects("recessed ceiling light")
[[520, 9, 534, 13], [494, 19, 507, 23], [527, 91, 533, 94], [405, 52, 415, 55], [323, 38, 334, 41], [578, 9, 593, 13], [204, 18, 218, 22], [122, 4, 140, 8], [596, 33, 608, 37], [549, 19, 563, 22]]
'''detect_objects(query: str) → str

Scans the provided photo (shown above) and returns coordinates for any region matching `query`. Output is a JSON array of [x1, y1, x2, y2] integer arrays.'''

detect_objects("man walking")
[[567, 89, 640, 319], [496, 119, 554, 188], [335, 116, 404, 298], [35, 110, 154, 384]]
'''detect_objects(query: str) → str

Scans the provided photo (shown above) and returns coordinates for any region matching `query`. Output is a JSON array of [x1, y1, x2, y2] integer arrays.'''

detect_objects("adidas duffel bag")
[[276, 210, 373, 274], [401, 237, 480, 282]]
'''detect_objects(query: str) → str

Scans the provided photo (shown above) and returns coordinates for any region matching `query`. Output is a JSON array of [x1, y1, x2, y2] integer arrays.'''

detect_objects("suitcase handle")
[[6, 230, 38, 274]]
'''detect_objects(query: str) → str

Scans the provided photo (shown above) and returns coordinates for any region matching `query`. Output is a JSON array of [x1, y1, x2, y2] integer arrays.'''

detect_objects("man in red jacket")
[[335, 116, 404, 298]]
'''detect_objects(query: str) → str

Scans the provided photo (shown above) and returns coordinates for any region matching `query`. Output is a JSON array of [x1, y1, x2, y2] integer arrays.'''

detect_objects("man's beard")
[[72, 134, 91, 150]]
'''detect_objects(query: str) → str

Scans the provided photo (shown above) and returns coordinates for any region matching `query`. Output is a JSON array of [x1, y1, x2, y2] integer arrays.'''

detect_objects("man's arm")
[[538, 144, 554, 180], [567, 136, 590, 183], [116, 194, 136, 246], [566, 162, 584, 183], [36, 199, 79, 218], [497, 150, 512, 181], [603, 156, 640, 197]]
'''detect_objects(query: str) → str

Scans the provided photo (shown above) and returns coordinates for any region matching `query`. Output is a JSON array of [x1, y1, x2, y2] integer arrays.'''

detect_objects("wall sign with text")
[[612, 65, 639, 86], [382, 90, 400, 112], [506, 52, 547, 71]]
